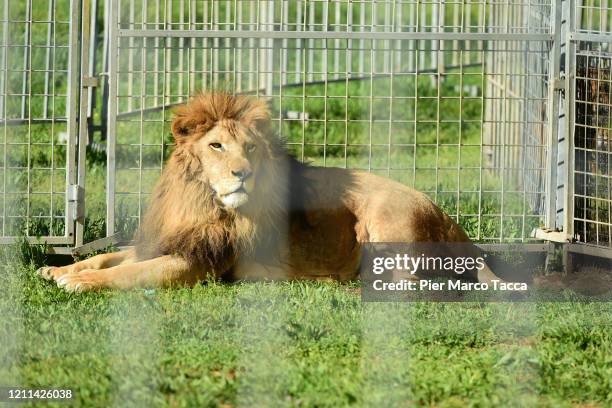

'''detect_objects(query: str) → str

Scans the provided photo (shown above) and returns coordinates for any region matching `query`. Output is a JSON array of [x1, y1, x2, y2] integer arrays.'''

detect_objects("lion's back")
[[298, 166, 471, 243]]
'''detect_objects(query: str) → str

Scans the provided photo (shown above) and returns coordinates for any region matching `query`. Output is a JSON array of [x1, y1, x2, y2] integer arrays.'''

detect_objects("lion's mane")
[[134, 92, 293, 273]]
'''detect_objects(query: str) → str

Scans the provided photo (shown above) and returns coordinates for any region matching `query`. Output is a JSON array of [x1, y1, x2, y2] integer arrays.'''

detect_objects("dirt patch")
[[533, 266, 612, 296]]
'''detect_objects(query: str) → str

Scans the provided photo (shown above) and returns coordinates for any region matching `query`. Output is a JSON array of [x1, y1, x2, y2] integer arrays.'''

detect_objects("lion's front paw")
[[37, 266, 64, 281], [56, 271, 105, 293]]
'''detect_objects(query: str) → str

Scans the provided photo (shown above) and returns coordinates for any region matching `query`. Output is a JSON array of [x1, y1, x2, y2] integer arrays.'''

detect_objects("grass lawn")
[[1, 254, 610, 407]]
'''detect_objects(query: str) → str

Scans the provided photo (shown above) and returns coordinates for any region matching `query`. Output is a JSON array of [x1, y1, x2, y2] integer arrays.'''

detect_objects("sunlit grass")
[[1, 255, 610, 408]]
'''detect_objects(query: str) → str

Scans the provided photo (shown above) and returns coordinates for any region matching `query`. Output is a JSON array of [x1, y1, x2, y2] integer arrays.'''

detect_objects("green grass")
[[1, 256, 610, 407]]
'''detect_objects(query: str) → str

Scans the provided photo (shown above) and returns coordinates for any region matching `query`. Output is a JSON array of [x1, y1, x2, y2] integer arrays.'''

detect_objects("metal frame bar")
[[566, 242, 612, 258], [477, 243, 553, 252], [118, 29, 554, 41], [63, 0, 81, 245], [564, 0, 577, 240], [74, 0, 94, 248], [0, 236, 76, 245], [106, 0, 119, 238], [545, 0, 564, 230], [569, 32, 612, 42]]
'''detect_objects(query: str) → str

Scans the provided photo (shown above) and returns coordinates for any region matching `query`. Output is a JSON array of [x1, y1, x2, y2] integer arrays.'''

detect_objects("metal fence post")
[[74, 0, 96, 248], [545, 0, 564, 232], [106, 0, 119, 238], [563, 0, 576, 241], [65, 0, 81, 244]]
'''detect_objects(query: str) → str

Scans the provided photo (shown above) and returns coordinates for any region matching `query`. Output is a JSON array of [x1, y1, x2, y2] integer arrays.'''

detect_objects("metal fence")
[[108, 0, 552, 244], [1, 0, 611, 258], [0, 0, 81, 245], [571, 0, 612, 247]]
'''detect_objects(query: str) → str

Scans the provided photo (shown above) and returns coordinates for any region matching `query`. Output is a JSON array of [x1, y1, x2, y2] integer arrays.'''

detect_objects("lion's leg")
[[55, 255, 204, 292], [362, 218, 503, 283], [38, 249, 136, 281]]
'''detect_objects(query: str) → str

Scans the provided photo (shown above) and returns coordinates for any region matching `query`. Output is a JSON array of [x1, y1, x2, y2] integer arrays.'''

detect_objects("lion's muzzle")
[[213, 180, 252, 208]]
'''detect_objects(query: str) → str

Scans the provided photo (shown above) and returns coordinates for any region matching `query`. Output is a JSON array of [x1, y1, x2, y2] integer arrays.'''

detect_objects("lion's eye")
[[246, 144, 257, 153], [209, 142, 223, 151]]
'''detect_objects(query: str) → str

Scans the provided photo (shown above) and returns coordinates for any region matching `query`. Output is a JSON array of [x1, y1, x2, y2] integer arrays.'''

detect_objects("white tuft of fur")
[[220, 191, 249, 208]]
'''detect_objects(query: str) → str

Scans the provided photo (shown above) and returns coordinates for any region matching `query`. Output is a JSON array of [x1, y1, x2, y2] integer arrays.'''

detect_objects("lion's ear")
[[242, 99, 272, 134], [172, 113, 198, 144]]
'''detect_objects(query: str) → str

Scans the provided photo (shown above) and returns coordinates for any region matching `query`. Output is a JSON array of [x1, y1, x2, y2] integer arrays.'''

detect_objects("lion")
[[38, 92, 502, 292]]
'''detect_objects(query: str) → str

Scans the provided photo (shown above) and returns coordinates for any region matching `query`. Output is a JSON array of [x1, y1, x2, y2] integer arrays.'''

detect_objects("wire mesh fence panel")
[[484, 0, 552, 242], [564, 0, 612, 248], [576, 0, 612, 34], [0, 0, 78, 244], [573, 43, 612, 247], [107, 0, 554, 243]]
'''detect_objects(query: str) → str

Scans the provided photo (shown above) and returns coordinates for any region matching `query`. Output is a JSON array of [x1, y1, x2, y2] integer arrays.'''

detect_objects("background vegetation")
[[1, 0, 545, 243]]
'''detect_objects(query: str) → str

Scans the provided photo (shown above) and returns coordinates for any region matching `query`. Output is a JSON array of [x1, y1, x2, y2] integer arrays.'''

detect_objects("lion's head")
[[136, 92, 290, 268], [170, 92, 284, 210]]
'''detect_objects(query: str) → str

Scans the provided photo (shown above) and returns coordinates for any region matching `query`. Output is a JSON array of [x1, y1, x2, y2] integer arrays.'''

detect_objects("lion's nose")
[[232, 168, 252, 181]]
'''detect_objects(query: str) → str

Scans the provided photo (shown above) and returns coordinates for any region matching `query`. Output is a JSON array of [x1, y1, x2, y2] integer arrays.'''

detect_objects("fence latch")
[[68, 184, 85, 223], [82, 76, 99, 88], [553, 77, 565, 95]]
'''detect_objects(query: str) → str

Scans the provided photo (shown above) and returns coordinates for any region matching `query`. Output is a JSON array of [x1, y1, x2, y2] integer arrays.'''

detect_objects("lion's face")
[[170, 93, 278, 211], [189, 119, 264, 209]]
